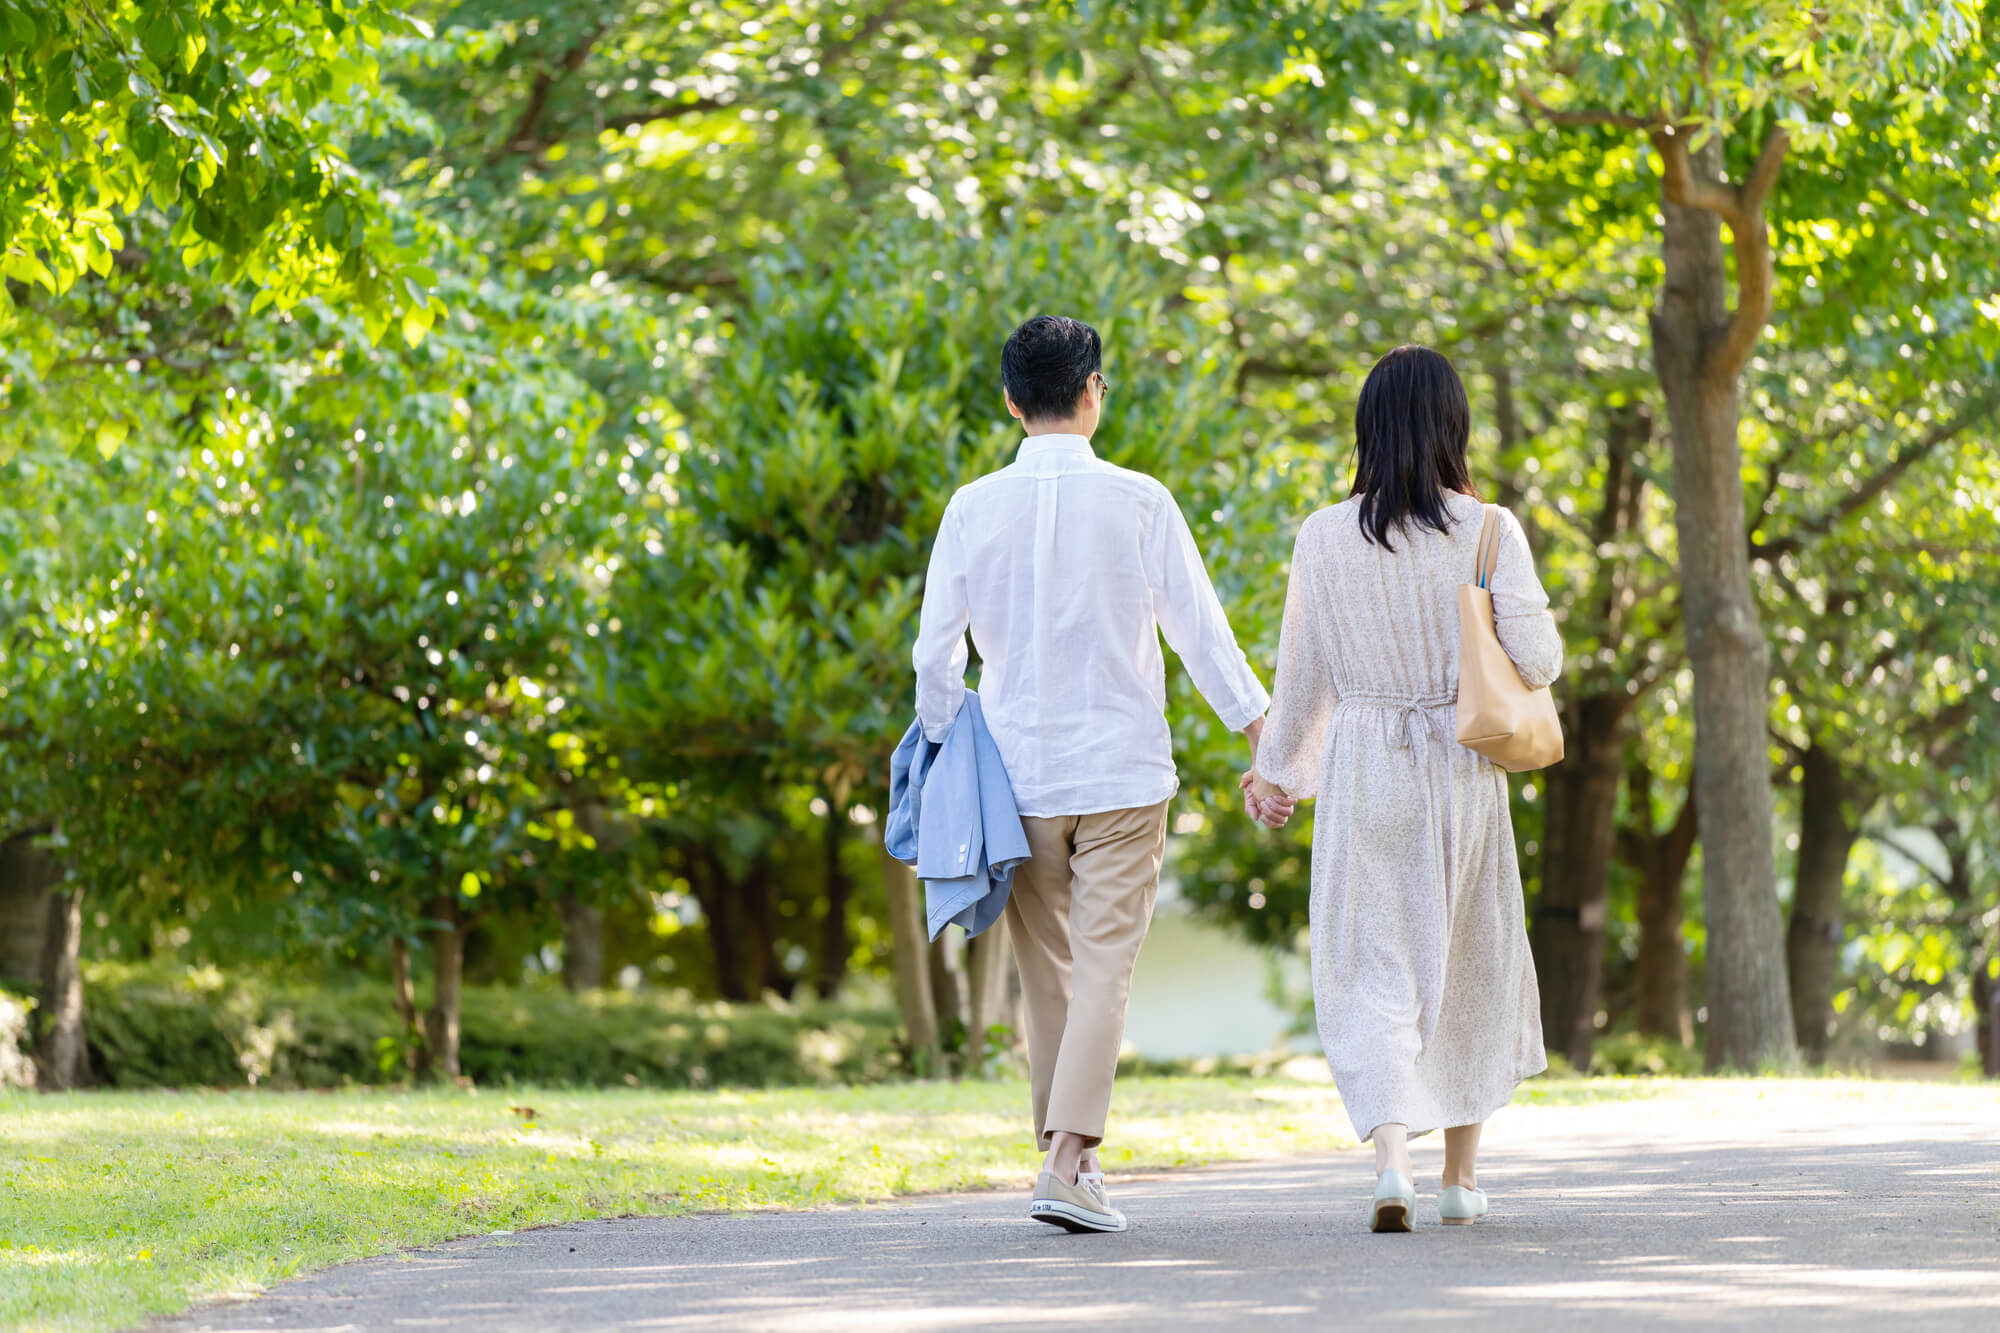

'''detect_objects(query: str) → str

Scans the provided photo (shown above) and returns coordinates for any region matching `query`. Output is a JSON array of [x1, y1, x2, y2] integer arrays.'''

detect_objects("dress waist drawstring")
[[1335, 694, 1456, 752]]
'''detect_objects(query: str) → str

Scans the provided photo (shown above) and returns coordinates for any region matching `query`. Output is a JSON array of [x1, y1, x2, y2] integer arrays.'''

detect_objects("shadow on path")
[[157, 1098, 2000, 1331]]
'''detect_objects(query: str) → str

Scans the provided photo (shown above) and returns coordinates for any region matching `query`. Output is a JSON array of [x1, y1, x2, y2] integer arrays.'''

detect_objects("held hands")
[[1238, 717, 1295, 830], [1238, 768, 1296, 830]]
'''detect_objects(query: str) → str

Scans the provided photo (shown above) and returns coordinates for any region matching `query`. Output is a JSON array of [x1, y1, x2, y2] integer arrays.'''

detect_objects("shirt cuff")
[[917, 682, 964, 743], [1215, 684, 1271, 734]]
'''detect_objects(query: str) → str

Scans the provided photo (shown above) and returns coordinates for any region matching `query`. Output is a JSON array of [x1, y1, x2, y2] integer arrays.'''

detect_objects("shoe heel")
[[1370, 1201, 1412, 1233], [1369, 1168, 1415, 1233]]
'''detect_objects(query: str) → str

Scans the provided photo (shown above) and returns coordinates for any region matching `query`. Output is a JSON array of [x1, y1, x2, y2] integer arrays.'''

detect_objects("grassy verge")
[[2, 1074, 1980, 1331]]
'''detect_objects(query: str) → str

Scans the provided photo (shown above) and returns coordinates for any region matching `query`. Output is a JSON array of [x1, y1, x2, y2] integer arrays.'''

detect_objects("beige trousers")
[[1005, 801, 1170, 1150]]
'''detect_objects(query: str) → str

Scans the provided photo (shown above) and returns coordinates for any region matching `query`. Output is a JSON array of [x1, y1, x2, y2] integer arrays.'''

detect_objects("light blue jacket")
[[885, 690, 1029, 939]]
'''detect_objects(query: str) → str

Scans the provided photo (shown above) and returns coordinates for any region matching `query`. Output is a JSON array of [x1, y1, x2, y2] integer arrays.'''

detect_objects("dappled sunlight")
[[0, 1247, 99, 1268], [1462, 1262, 2000, 1316], [87, 1081, 1996, 1332]]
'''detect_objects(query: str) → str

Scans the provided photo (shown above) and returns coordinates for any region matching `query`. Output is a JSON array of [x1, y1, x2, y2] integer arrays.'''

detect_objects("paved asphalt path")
[[158, 1089, 1999, 1332]]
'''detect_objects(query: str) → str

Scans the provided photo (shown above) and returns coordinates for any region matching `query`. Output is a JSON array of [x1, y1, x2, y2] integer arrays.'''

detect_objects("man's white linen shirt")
[[912, 433, 1270, 818]]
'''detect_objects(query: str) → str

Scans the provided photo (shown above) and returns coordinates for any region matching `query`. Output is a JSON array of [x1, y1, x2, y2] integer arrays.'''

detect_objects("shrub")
[[79, 965, 904, 1090], [1588, 1031, 1704, 1078]]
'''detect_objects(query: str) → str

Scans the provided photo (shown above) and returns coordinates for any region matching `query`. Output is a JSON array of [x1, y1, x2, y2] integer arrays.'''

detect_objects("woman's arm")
[[1488, 507, 1563, 689], [1252, 516, 1336, 799]]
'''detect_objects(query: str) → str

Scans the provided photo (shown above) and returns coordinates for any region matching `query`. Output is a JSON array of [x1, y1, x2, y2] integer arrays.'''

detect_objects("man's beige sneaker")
[[1029, 1170, 1129, 1233]]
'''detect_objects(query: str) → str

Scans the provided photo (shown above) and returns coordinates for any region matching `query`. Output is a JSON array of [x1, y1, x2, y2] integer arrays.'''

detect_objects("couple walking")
[[910, 316, 1563, 1234]]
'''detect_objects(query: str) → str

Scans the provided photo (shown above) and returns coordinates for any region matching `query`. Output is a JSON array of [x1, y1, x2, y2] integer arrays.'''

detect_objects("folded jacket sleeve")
[[912, 496, 971, 742], [1255, 517, 1333, 798], [1146, 486, 1271, 732], [1489, 507, 1564, 690]]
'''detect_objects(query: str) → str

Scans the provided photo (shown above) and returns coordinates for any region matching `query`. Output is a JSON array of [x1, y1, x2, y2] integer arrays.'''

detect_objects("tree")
[[1402, 0, 1987, 1068], [0, 0, 434, 352], [1766, 446, 2000, 1060], [602, 215, 1258, 1055], [7, 238, 645, 1077]]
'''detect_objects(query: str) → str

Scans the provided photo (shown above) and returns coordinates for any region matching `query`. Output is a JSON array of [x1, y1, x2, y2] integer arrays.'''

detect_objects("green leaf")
[[95, 419, 128, 459]]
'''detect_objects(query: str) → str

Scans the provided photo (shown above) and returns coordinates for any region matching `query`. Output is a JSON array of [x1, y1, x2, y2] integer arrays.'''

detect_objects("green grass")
[[2, 1074, 1988, 1332]]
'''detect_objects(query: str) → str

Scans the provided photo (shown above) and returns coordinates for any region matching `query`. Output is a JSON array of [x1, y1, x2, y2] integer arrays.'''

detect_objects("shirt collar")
[[1016, 433, 1095, 460]]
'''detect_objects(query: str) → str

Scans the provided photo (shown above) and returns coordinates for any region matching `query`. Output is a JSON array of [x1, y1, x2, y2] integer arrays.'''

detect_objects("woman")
[[1248, 345, 1563, 1232]]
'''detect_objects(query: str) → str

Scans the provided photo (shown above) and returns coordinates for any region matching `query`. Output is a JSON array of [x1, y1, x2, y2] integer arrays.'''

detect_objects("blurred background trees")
[[3, 0, 1996, 1088]]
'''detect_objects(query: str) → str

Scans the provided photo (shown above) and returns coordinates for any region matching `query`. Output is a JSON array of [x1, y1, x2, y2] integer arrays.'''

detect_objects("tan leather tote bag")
[[1456, 506, 1564, 771]]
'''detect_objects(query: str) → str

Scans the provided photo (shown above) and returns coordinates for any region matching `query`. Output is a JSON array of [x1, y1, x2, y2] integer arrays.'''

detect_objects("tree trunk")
[[389, 935, 420, 1076], [816, 799, 853, 999], [964, 919, 1016, 1075], [1624, 765, 1697, 1047], [423, 895, 466, 1081], [35, 886, 88, 1090], [1977, 960, 1997, 1080], [740, 858, 794, 1000], [929, 931, 969, 1070], [560, 896, 606, 992], [1785, 742, 1868, 1063], [0, 830, 60, 986], [1532, 690, 1627, 1069], [688, 848, 754, 1001], [1529, 397, 1650, 1068], [1650, 136, 1796, 1070], [879, 844, 939, 1072], [1929, 821, 1996, 1078]]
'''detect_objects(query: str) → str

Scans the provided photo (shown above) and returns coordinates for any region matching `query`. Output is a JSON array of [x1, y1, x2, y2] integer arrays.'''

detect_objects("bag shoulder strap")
[[1474, 505, 1503, 589]]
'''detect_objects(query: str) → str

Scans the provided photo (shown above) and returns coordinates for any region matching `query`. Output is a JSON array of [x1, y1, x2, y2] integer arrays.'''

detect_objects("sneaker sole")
[[1029, 1199, 1128, 1234], [1369, 1201, 1412, 1233]]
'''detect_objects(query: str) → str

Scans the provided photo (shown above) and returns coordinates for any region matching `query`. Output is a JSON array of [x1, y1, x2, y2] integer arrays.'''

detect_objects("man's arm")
[[911, 499, 971, 740], [1147, 489, 1272, 736]]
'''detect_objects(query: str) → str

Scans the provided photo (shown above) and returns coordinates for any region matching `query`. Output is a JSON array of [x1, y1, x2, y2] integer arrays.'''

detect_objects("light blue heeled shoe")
[[1370, 1168, 1416, 1233], [1439, 1184, 1488, 1226]]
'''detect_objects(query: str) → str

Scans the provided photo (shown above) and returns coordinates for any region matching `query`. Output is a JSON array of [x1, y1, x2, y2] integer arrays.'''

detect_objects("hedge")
[[60, 965, 906, 1090]]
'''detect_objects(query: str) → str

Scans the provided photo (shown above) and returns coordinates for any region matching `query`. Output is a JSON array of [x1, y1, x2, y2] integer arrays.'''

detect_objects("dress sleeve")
[[1256, 519, 1335, 799], [1488, 507, 1564, 690]]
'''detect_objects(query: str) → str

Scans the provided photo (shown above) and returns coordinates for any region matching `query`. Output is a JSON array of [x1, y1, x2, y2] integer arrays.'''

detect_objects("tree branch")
[[1625, 639, 1686, 701], [1664, 783, 1699, 870], [490, 26, 607, 163], [1874, 829, 1951, 884], [1239, 356, 1340, 381], [597, 98, 728, 135], [1517, 87, 1656, 130], [1752, 387, 2000, 559], [1747, 410, 1893, 542], [1709, 127, 1787, 379], [1741, 125, 1788, 212], [1651, 127, 1744, 224]]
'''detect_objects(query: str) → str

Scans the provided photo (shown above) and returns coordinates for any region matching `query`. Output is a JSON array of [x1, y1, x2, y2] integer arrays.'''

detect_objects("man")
[[912, 314, 1292, 1233]]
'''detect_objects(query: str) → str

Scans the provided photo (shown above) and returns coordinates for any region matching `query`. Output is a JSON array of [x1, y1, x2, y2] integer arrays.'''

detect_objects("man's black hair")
[[1001, 315, 1102, 423]]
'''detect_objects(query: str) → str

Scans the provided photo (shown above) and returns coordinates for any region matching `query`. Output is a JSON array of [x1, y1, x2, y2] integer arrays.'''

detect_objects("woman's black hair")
[[1351, 344, 1477, 550]]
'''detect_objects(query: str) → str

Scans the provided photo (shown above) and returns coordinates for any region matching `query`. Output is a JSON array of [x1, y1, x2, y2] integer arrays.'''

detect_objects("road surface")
[[157, 1084, 2000, 1331]]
